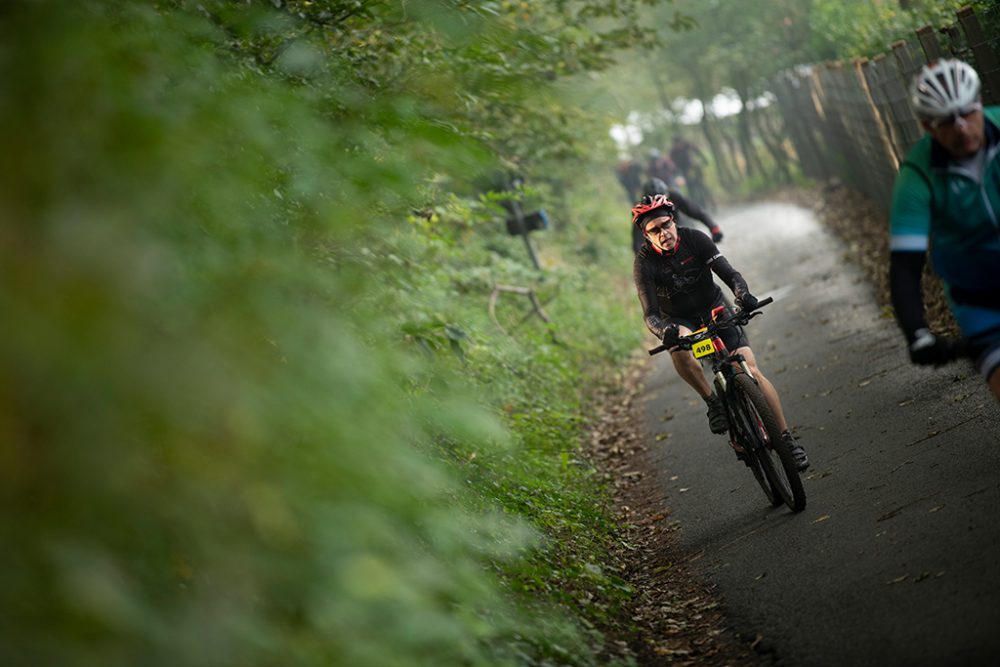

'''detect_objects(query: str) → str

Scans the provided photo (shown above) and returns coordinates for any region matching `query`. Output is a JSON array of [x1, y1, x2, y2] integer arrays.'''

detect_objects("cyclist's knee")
[[737, 345, 758, 368], [670, 347, 698, 367]]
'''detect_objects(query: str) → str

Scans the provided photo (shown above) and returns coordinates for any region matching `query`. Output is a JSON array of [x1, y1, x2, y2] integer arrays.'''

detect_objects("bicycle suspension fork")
[[712, 361, 755, 395]]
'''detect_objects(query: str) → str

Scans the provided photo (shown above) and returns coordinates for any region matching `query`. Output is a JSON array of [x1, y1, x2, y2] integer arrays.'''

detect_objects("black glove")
[[908, 329, 954, 366], [660, 324, 680, 348], [710, 226, 724, 243], [737, 292, 759, 312]]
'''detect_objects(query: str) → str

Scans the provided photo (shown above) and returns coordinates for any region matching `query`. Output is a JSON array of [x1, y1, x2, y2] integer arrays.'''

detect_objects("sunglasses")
[[928, 102, 982, 129], [644, 218, 676, 236]]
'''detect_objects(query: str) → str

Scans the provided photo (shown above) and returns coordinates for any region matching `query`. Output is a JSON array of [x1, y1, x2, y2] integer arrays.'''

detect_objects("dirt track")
[[595, 197, 1000, 666]]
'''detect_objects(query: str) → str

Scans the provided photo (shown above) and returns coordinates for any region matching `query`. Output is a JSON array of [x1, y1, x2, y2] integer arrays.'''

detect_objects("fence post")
[[916, 25, 943, 62], [892, 39, 920, 75], [885, 42, 924, 156], [859, 56, 901, 174], [957, 6, 1000, 105]]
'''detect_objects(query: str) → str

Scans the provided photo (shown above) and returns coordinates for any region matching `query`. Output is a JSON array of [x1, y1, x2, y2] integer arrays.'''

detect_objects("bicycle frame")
[[648, 298, 772, 436], [646, 296, 805, 511]]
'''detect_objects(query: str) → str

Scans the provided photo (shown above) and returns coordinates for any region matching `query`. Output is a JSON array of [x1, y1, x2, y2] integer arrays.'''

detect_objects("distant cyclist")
[[632, 194, 809, 470], [631, 177, 722, 254], [670, 135, 715, 210], [646, 148, 680, 189], [669, 135, 706, 178], [615, 154, 643, 205], [889, 58, 1000, 404]]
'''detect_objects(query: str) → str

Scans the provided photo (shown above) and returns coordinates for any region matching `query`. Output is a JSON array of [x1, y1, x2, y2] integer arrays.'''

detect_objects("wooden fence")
[[771, 4, 1000, 211]]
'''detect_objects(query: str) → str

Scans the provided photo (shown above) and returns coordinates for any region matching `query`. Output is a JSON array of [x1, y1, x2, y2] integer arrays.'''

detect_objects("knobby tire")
[[721, 379, 776, 505], [732, 374, 806, 512]]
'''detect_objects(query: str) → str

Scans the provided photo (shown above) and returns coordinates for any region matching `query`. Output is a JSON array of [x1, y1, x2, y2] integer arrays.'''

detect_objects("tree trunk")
[[734, 84, 766, 179], [648, 60, 673, 114], [698, 99, 736, 189], [719, 118, 745, 180]]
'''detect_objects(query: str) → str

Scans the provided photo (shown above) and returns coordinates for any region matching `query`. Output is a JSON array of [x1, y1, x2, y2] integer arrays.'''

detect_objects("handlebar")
[[648, 296, 774, 357]]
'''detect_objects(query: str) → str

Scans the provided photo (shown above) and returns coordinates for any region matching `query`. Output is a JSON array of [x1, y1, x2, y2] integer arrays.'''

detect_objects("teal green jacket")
[[889, 105, 1000, 340]]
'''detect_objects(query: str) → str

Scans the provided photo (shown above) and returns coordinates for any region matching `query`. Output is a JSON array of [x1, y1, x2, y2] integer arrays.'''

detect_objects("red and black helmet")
[[631, 194, 676, 228]]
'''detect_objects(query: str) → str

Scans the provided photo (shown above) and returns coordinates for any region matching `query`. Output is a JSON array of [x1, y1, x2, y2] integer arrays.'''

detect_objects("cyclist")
[[889, 58, 1000, 404], [615, 154, 643, 205], [646, 148, 680, 189], [632, 194, 809, 470], [670, 135, 714, 205], [669, 135, 707, 179]]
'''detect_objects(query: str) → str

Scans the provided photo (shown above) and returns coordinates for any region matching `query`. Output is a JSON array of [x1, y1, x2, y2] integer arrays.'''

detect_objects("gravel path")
[[591, 192, 999, 666]]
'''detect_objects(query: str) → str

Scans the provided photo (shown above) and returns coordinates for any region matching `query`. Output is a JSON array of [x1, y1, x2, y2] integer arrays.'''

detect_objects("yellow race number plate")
[[692, 338, 716, 358]]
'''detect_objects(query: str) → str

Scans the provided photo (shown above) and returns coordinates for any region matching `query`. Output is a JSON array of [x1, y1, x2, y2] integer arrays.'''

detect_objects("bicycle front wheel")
[[732, 374, 806, 512]]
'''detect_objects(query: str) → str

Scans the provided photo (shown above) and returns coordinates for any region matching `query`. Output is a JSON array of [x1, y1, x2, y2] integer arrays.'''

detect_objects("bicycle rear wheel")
[[732, 374, 806, 512]]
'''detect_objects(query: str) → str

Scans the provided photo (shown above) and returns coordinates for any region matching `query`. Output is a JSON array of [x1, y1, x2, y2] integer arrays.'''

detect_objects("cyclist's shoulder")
[[899, 134, 935, 169], [634, 243, 657, 266], [677, 225, 705, 241], [678, 226, 716, 251]]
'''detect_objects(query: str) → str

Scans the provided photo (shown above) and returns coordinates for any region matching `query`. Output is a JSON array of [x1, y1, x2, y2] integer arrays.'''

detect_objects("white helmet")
[[911, 58, 981, 120]]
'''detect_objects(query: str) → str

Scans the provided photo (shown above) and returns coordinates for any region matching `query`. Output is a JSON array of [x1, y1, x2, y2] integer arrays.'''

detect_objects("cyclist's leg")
[[668, 324, 713, 398], [735, 345, 790, 433]]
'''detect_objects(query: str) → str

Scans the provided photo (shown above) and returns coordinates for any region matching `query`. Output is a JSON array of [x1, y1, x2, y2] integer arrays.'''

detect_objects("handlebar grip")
[[757, 296, 773, 308], [648, 344, 668, 356]]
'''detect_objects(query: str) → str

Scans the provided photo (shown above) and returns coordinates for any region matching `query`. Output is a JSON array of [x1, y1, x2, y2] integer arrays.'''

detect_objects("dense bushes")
[[0, 2, 645, 665]]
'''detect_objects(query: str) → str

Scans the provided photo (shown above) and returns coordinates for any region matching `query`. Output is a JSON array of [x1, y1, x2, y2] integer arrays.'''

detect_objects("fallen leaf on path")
[[812, 515, 830, 523], [887, 575, 908, 585]]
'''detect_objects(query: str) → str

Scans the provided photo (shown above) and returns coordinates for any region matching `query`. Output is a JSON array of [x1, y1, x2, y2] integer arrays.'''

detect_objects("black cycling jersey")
[[633, 227, 749, 339]]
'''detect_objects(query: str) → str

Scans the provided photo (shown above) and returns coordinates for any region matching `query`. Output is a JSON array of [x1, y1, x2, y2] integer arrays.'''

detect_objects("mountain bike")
[[649, 297, 806, 512]]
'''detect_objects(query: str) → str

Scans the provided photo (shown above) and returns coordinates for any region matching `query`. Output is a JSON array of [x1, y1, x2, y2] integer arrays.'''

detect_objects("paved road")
[[638, 202, 1000, 667]]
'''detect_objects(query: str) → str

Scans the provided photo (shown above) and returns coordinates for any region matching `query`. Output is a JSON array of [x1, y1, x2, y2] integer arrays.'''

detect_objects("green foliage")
[[0, 1, 655, 666], [807, 0, 978, 60]]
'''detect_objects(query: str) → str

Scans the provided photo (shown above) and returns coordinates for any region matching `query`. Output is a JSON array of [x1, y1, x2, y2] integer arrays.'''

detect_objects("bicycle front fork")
[[714, 360, 755, 394]]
